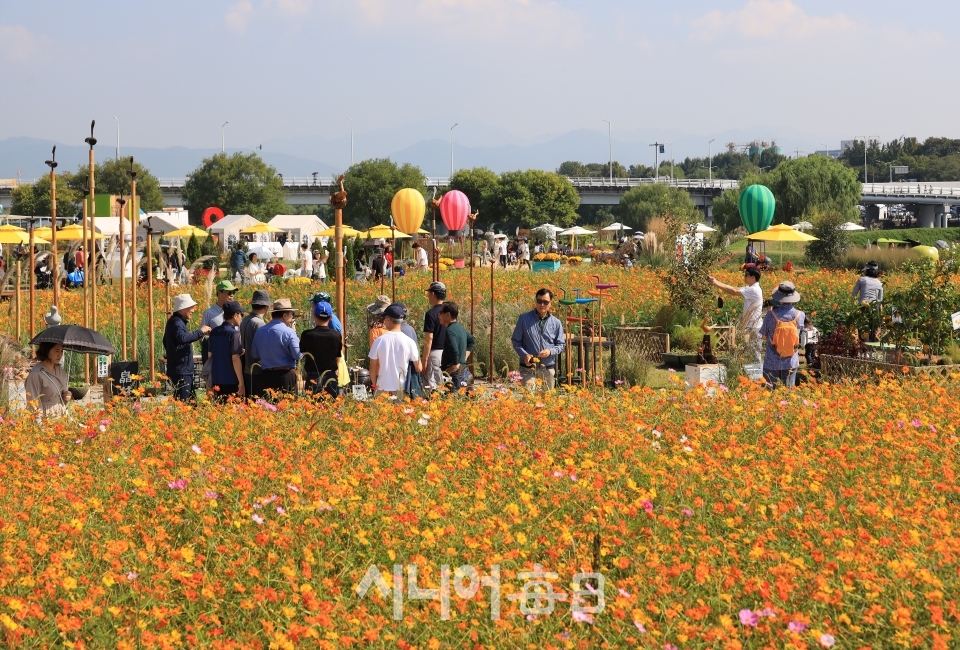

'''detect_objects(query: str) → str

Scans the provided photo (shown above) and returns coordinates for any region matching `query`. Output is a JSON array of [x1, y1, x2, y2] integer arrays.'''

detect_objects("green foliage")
[[11, 174, 80, 221], [618, 184, 698, 232], [67, 159, 165, 212], [837, 136, 960, 183], [186, 234, 202, 264], [181, 152, 287, 224], [845, 227, 960, 248], [449, 167, 498, 228], [341, 158, 426, 229], [761, 155, 861, 225], [804, 207, 850, 268], [556, 161, 627, 178], [488, 170, 579, 229], [200, 233, 220, 269], [884, 258, 960, 355], [678, 149, 784, 181], [660, 216, 728, 319]]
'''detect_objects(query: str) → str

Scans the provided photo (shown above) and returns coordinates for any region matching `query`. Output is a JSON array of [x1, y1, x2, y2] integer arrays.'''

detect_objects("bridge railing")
[[564, 177, 738, 190], [862, 183, 960, 197]]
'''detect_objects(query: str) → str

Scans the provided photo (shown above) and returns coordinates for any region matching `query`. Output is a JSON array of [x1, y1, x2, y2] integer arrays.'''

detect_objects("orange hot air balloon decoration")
[[391, 188, 426, 235]]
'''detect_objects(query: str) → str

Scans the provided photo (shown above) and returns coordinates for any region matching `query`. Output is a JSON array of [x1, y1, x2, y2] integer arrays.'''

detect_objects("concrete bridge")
[[3, 176, 960, 227]]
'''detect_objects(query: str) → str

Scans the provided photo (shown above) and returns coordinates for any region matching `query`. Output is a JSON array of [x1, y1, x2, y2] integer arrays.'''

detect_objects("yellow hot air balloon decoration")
[[391, 188, 426, 235]]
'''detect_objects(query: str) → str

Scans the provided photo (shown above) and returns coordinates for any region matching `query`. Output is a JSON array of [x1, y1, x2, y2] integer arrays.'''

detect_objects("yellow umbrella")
[[56, 224, 105, 240], [317, 224, 361, 237], [0, 230, 50, 245], [240, 222, 285, 235], [361, 225, 411, 239], [746, 223, 818, 264], [33, 226, 53, 240], [165, 225, 210, 239], [0, 224, 25, 232]]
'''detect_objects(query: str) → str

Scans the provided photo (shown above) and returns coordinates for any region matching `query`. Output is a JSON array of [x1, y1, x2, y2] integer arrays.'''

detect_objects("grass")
[[845, 226, 960, 247]]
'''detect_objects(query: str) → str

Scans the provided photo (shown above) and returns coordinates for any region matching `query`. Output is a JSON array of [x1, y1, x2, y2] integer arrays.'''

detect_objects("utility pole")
[[649, 142, 664, 180], [602, 120, 612, 182], [221, 121, 229, 153], [708, 139, 715, 181], [856, 135, 878, 183]]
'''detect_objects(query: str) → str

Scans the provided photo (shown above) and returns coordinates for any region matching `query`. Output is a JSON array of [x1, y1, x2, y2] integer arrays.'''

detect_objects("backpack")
[[771, 312, 800, 358]]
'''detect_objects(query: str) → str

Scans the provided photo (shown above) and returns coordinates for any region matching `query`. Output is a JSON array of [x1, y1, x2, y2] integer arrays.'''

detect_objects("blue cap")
[[313, 301, 333, 318], [383, 302, 407, 320]]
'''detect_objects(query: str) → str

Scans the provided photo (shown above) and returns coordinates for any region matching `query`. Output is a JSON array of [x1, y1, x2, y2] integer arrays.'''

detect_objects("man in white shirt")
[[497, 238, 508, 268], [300, 243, 313, 278], [708, 267, 763, 357], [369, 303, 423, 397], [413, 243, 429, 272]]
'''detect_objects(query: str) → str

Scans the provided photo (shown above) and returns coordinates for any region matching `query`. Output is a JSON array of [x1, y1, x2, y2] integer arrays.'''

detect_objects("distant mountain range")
[[1, 124, 846, 181]]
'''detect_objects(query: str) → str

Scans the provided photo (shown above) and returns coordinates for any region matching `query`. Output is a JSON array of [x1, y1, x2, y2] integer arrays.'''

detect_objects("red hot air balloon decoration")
[[391, 188, 426, 235], [202, 206, 225, 228], [439, 190, 470, 233]]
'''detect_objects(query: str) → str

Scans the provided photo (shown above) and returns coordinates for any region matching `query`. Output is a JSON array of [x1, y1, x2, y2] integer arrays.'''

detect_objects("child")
[[803, 315, 820, 369]]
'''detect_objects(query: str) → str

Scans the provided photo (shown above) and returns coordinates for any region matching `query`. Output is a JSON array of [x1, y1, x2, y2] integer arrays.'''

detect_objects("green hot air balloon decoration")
[[738, 184, 775, 234]]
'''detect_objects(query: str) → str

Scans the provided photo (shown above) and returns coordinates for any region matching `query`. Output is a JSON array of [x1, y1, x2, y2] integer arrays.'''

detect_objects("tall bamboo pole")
[[15, 260, 21, 341], [129, 159, 138, 362], [468, 212, 477, 378], [390, 225, 396, 302], [45, 146, 59, 306], [80, 191, 90, 383], [85, 122, 97, 334], [330, 175, 347, 354], [432, 203, 439, 282], [117, 196, 127, 359], [145, 220, 155, 381], [28, 220, 35, 339], [488, 246, 495, 383]]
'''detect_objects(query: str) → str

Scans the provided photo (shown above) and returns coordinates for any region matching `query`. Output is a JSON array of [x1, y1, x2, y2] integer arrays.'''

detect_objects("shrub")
[[805, 207, 849, 268], [838, 247, 917, 272]]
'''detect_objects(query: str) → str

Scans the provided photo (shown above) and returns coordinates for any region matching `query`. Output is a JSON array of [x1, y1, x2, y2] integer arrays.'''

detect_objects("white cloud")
[[264, 0, 314, 16], [225, 0, 255, 35], [692, 0, 854, 41], [0, 24, 49, 63]]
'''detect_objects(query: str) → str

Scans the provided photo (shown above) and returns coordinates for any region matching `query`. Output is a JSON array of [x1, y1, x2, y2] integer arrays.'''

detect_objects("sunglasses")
[[536, 299, 551, 306]]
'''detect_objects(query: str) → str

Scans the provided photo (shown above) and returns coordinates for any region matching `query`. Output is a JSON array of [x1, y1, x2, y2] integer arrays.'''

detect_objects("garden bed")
[[821, 354, 960, 382]]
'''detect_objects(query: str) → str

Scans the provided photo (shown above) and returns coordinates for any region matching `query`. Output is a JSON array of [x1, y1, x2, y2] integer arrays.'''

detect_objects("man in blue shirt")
[[208, 301, 246, 401], [250, 298, 302, 396], [759, 281, 806, 389], [309, 292, 342, 334], [511, 288, 565, 390], [162, 293, 212, 402]]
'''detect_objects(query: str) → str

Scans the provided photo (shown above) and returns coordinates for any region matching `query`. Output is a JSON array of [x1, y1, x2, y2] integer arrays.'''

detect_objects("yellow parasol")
[[316, 225, 361, 237], [56, 224, 105, 240], [746, 223, 818, 265], [361, 225, 411, 239], [165, 225, 210, 239], [240, 222, 285, 235], [0, 230, 50, 245]]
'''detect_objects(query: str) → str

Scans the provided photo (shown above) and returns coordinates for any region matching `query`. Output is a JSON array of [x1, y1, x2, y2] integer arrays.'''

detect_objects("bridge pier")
[[865, 205, 881, 228], [917, 204, 936, 228]]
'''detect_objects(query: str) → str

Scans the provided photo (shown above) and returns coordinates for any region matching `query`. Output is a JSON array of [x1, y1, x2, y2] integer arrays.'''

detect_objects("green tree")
[[186, 233, 202, 264], [181, 152, 287, 224], [557, 161, 588, 177], [67, 158, 165, 212], [488, 170, 579, 229], [627, 164, 654, 177], [11, 174, 80, 222], [341, 158, 426, 229], [449, 167, 498, 228], [804, 207, 849, 269], [762, 155, 861, 224], [618, 184, 697, 232]]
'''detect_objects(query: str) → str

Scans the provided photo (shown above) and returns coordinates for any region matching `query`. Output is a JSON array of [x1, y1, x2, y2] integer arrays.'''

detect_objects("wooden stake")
[[129, 161, 138, 362], [28, 222, 35, 339], [118, 196, 127, 359], [47, 151, 59, 307], [15, 260, 21, 341], [146, 225, 155, 381], [489, 248, 495, 383]]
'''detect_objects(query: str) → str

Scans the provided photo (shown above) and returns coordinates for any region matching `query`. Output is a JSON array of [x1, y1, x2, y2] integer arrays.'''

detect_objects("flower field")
[[1, 374, 959, 647]]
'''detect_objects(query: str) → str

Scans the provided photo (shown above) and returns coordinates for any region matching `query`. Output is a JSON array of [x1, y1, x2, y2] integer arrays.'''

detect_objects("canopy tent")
[[137, 213, 184, 239], [839, 222, 866, 231], [208, 214, 261, 251], [692, 223, 716, 233], [600, 222, 632, 231], [165, 225, 209, 239], [268, 214, 329, 248], [559, 226, 596, 249]]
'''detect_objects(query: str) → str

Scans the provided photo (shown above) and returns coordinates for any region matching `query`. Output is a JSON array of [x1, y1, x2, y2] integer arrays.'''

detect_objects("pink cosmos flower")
[[634, 620, 646, 634], [739, 609, 759, 626], [682, 508, 694, 517], [256, 399, 279, 412], [168, 478, 188, 490], [126, 571, 139, 581], [204, 490, 218, 499], [911, 418, 921, 427], [572, 610, 593, 624], [191, 444, 202, 455], [788, 621, 808, 633], [618, 588, 631, 598], [819, 633, 836, 647], [758, 608, 776, 618], [252, 514, 265, 525], [641, 500, 654, 514]]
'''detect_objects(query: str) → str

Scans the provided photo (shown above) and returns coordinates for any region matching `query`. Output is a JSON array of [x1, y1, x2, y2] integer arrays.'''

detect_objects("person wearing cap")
[[438, 301, 474, 391], [310, 292, 342, 334], [511, 288, 565, 390], [366, 294, 391, 345], [200, 280, 238, 389], [852, 261, 884, 304], [240, 290, 271, 398], [208, 301, 247, 401], [162, 293, 212, 402], [368, 303, 422, 397], [250, 299, 302, 395], [759, 281, 805, 388], [421, 281, 447, 391], [300, 301, 343, 398]]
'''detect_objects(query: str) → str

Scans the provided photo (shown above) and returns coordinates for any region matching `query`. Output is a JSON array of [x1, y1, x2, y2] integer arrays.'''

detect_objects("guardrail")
[[565, 177, 738, 190], [862, 183, 960, 197]]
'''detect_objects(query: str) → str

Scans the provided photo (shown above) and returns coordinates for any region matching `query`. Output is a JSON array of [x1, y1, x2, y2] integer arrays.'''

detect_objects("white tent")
[[268, 214, 329, 249], [839, 221, 866, 231], [692, 223, 716, 233], [208, 214, 261, 251], [600, 222, 632, 232]]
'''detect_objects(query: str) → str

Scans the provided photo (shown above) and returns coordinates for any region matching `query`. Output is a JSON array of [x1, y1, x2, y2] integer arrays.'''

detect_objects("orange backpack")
[[771, 312, 800, 358]]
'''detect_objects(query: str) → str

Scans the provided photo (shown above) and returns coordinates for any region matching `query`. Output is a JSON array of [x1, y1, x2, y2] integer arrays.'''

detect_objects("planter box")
[[661, 353, 679, 368], [453, 259, 465, 269], [686, 364, 726, 387], [821, 354, 960, 383], [532, 260, 561, 272], [677, 354, 699, 366]]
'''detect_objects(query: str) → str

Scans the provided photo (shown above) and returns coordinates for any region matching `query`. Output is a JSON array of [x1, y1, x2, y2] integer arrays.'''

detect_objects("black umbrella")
[[30, 325, 116, 355]]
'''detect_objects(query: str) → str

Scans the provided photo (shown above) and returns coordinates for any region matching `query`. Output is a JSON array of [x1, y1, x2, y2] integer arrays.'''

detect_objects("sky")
[[2, 0, 959, 166]]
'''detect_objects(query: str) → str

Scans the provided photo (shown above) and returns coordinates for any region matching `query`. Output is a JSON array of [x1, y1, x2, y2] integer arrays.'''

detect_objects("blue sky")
[[2, 0, 958, 159]]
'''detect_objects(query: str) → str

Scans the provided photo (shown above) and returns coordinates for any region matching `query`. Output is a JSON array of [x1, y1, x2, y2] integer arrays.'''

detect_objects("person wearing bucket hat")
[[162, 293, 212, 402], [250, 299, 302, 395], [759, 281, 805, 388], [311, 291, 342, 334], [239, 290, 271, 398]]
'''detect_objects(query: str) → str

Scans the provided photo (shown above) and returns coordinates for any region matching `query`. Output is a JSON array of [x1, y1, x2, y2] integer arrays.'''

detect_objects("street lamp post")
[[450, 123, 458, 177], [221, 121, 230, 153], [602, 120, 612, 182], [708, 139, 716, 181], [44, 146, 59, 307], [347, 118, 353, 166], [114, 116, 120, 159], [664, 142, 674, 180], [856, 135, 878, 183], [649, 142, 664, 181]]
